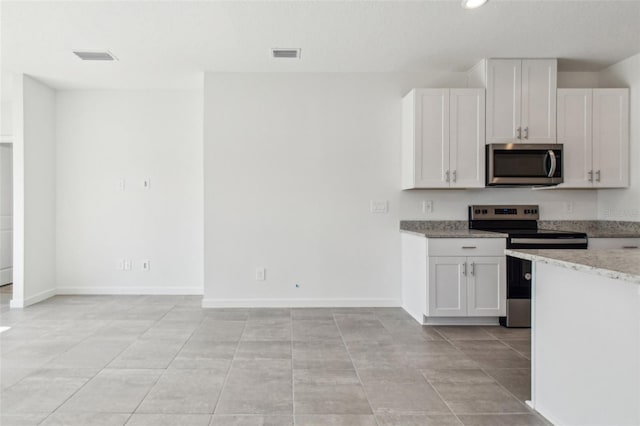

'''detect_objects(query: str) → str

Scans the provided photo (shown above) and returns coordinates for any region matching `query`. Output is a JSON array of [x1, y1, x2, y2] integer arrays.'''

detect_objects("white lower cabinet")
[[428, 256, 505, 318], [588, 238, 640, 250], [401, 234, 506, 324]]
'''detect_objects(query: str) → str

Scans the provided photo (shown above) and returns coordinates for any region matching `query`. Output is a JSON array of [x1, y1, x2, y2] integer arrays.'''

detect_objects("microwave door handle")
[[548, 150, 557, 177], [543, 150, 550, 176]]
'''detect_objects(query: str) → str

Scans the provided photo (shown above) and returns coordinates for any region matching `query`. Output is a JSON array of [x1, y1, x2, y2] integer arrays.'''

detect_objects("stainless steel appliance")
[[486, 143, 563, 186], [469, 204, 587, 327]]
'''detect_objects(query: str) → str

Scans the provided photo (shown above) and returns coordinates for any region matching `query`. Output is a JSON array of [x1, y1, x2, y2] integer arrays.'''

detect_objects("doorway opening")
[[0, 142, 13, 312]]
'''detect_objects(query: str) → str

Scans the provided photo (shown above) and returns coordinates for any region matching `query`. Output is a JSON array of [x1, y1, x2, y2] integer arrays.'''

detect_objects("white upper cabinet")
[[486, 59, 557, 144], [593, 89, 629, 188], [557, 88, 629, 189], [402, 88, 485, 189], [557, 89, 593, 188]]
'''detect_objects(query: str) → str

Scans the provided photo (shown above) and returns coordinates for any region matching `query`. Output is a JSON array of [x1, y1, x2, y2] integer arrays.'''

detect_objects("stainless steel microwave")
[[486, 144, 563, 186]]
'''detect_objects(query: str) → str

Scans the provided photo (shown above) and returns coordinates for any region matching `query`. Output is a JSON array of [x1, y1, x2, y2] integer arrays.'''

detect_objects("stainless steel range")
[[469, 204, 588, 327]]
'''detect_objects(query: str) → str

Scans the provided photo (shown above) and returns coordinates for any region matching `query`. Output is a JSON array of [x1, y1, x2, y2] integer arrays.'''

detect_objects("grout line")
[[209, 313, 249, 418], [332, 311, 380, 426]]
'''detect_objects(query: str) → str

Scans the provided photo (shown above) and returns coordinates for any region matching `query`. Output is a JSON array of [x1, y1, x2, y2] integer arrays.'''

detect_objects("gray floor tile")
[[456, 413, 551, 426], [364, 382, 451, 414], [357, 367, 428, 386], [108, 338, 186, 369], [126, 414, 212, 426], [292, 341, 350, 361], [433, 327, 497, 341], [502, 339, 531, 357], [295, 414, 377, 425], [291, 308, 335, 320], [432, 383, 529, 414], [294, 383, 372, 415], [376, 414, 463, 426], [481, 327, 531, 340], [241, 322, 291, 342], [0, 413, 48, 426], [45, 338, 133, 369], [292, 320, 342, 342], [294, 368, 359, 385], [235, 341, 291, 360], [484, 368, 531, 401], [422, 369, 495, 384], [0, 368, 97, 414], [191, 320, 247, 342], [90, 320, 155, 340], [40, 413, 130, 425], [467, 352, 530, 369], [170, 340, 236, 370], [209, 415, 293, 425], [136, 369, 225, 414], [406, 353, 478, 370], [58, 369, 162, 413]]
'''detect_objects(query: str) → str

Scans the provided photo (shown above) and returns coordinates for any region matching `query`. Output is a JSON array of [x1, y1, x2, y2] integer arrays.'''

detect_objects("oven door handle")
[[547, 150, 557, 178], [510, 237, 588, 245]]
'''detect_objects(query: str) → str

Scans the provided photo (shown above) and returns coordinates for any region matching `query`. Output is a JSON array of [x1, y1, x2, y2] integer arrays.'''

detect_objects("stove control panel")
[[469, 205, 539, 221]]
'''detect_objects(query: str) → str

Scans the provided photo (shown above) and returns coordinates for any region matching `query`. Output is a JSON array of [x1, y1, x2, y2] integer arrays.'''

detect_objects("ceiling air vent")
[[73, 51, 117, 61], [271, 48, 301, 59]]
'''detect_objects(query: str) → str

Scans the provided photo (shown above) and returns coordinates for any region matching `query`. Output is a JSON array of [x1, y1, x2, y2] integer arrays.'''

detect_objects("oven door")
[[506, 256, 532, 299], [487, 143, 563, 186]]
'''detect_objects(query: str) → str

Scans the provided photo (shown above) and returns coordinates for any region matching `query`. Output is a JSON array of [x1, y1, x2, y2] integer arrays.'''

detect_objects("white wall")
[[597, 53, 640, 221], [11, 75, 57, 307], [55, 91, 204, 294], [1, 101, 12, 137], [203, 72, 598, 307]]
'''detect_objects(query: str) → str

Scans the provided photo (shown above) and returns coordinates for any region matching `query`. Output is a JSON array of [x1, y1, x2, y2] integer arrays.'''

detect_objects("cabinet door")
[[521, 59, 557, 143], [428, 257, 467, 317], [414, 89, 450, 188], [593, 89, 629, 188], [588, 238, 640, 250], [486, 59, 521, 144], [556, 89, 593, 188], [467, 256, 506, 316], [450, 89, 485, 188]]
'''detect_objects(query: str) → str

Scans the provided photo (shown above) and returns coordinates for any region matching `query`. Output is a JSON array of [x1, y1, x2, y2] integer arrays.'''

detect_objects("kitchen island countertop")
[[505, 248, 640, 284]]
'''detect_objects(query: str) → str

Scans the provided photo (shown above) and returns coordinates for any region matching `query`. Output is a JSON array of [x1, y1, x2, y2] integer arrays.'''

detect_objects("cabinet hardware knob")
[[516, 127, 521, 139], [463, 262, 467, 276], [470, 262, 475, 276], [445, 170, 450, 183], [596, 170, 601, 182], [524, 127, 529, 139], [452, 170, 457, 183], [588, 170, 593, 182]]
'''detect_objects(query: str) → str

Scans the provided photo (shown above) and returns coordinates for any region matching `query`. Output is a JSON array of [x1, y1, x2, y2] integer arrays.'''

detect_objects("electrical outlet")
[[117, 179, 126, 191], [124, 259, 132, 271], [142, 178, 151, 190], [564, 201, 574, 213], [255, 267, 266, 281], [423, 200, 434, 214], [370, 201, 389, 214], [141, 259, 150, 271]]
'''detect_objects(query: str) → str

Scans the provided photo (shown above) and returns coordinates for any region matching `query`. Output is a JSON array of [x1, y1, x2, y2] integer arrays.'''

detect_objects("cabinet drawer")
[[588, 238, 640, 250], [427, 238, 505, 257]]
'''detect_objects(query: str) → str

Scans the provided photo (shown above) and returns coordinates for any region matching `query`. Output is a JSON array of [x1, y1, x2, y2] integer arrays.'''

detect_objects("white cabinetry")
[[588, 238, 640, 250], [402, 88, 485, 189], [557, 88, 629, 188], [485, 59, 557, 144], [401, 234, 506, 324]]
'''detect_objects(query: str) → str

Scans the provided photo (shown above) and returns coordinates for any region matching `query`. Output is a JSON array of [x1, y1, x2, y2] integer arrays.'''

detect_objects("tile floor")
[[0, 294, 550, 426]]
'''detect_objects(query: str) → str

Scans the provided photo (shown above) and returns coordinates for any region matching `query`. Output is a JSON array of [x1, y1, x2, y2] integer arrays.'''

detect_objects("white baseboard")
[[201, 298, 401, 308], [9, 298, 24, 308], [20, 288, 57, 307], [422, 316, 500, 326], [57, 287, 204, 296]]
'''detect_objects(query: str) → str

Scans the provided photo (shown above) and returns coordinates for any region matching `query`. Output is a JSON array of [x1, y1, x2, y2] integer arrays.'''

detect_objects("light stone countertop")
[[505, 248, 640, 284], [538, 220, 640, 238], [400, 221, 507, 238]]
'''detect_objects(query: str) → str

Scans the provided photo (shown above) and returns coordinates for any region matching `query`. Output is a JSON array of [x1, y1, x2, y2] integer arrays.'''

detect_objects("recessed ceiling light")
[[271, 48, 301, 59], [73, 50, 117, 61], [462, 0, 488, 9]]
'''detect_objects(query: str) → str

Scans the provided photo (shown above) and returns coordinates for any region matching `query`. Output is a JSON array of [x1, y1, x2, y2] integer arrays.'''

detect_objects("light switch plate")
[[141, 260, 150, 271], [124, 260, 132, 271], [423, 200, 434, 214], [142, 178, 151, 190], [370, 201, 389, 214], [255, 267, 266, 281]]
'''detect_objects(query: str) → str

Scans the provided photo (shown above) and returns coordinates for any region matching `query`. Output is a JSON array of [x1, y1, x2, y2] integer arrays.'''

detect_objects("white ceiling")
[[1, 0, 640, 92]]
